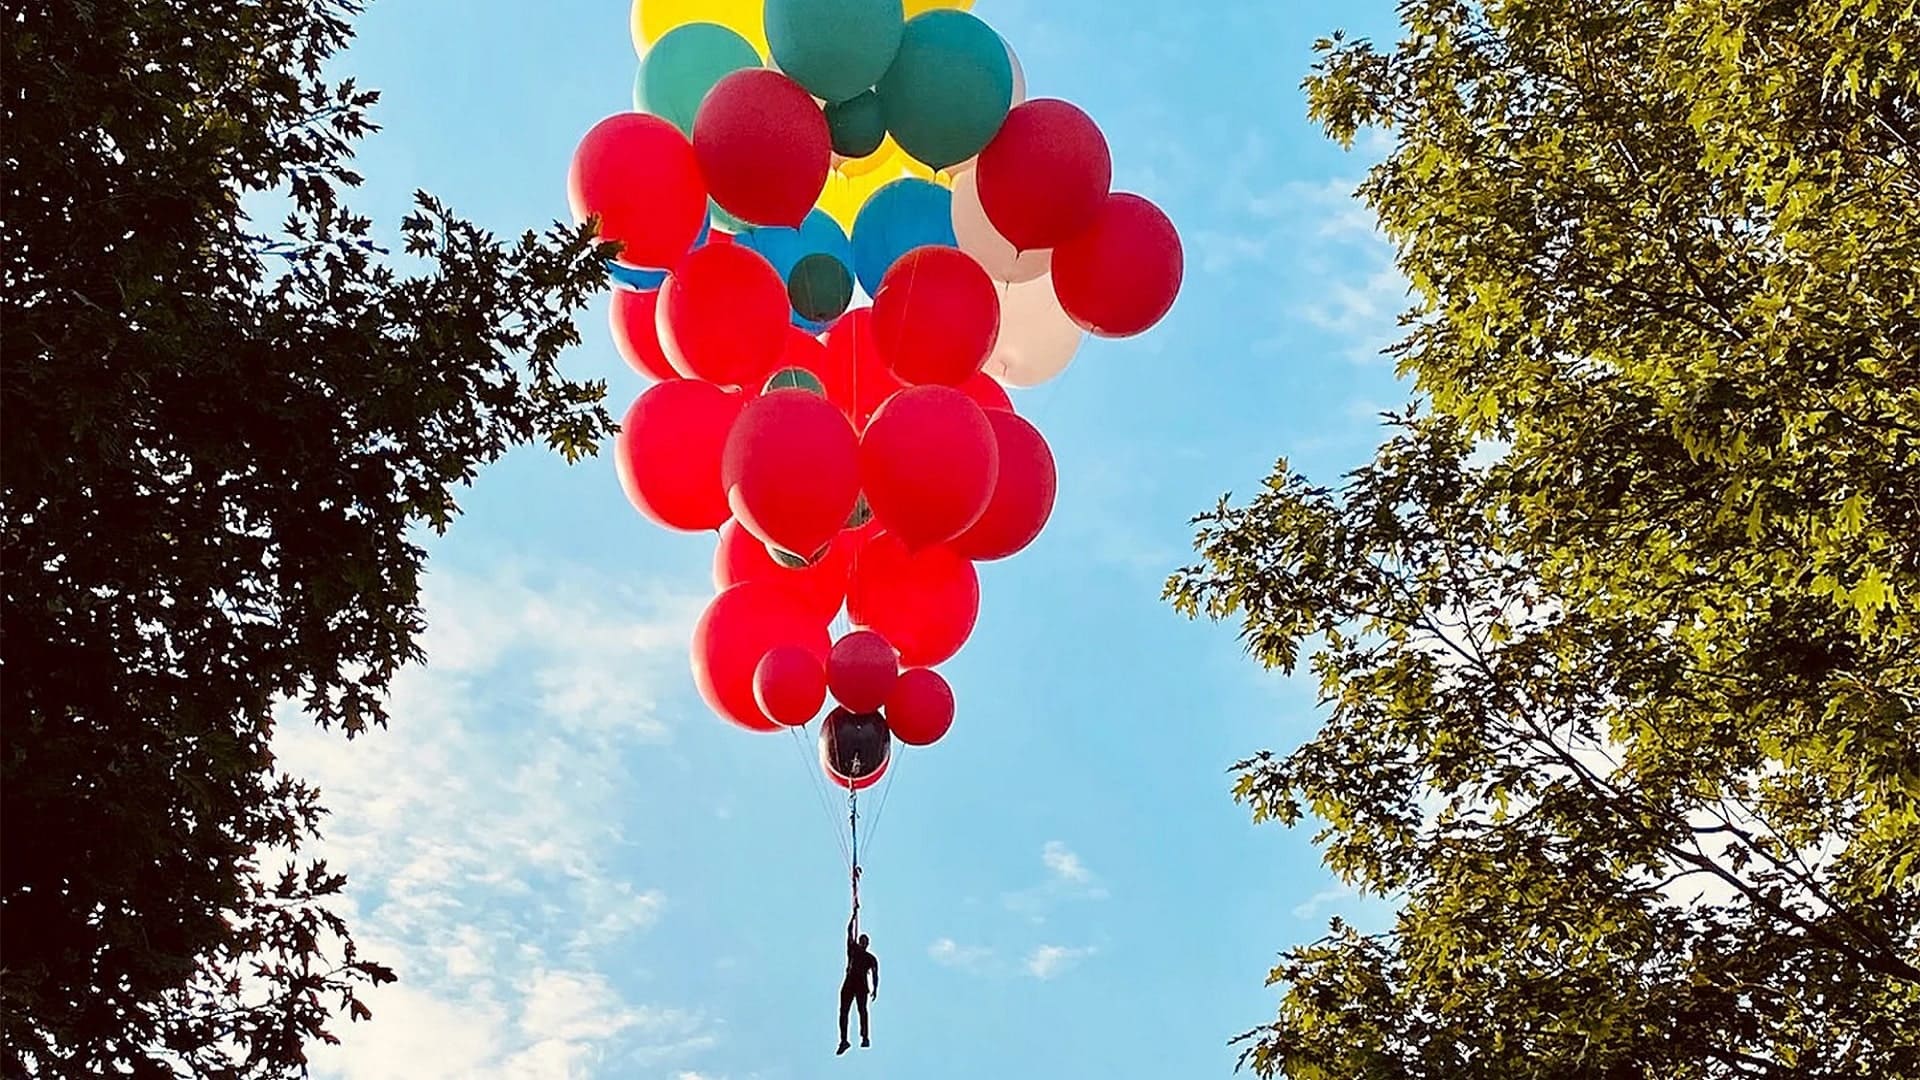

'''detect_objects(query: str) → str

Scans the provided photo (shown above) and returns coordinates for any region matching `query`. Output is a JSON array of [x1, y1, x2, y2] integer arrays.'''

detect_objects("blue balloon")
[[739, 210, 855, 330], [606, 212, 713, 290], [850, 178, 956, 295]]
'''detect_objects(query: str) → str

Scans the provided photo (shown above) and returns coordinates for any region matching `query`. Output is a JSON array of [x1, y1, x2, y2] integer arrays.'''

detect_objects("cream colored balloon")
[[1007, 37, 1027, 106], [951, 169, 1052, 283], [986, 275, 1085, 388]]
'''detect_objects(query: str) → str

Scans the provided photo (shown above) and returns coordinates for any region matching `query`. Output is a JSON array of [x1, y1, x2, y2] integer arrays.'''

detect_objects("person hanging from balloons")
[[837, 870, 880, 1055]]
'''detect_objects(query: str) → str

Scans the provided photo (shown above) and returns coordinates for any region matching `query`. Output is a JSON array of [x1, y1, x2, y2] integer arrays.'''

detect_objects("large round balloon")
[[949, 409, 1055, 560], [885, 667, 955, 746], [695, 69, 832, 227], [872, 245, 1001, 386], [820, 309, 905, 430], [632, 0, 768, 59], [713, 518, 853, 621], [959, 369, 1013, 412], [765, 0, 905, 105], [950, 167, 1050, 283], [636, 23, 762, 136], [755, 644, 827, 726], [984, 274, 1084, 387], [828, 630, 900, 713], [569, 113, 708, 269], [609, 288, 681, 382], [1050, 193, 1184, 337], [740, 209, 856, 283], [819, 707, 892, 789], [847, 532, 980, 666], [861, 385, 997, 548], [877, 11, 1014, 169], [851, 178, 956, 295], [614, 381, 744, 531], [976, 99, 1112, 250], [723, 388, 862, 557], [658, 242, 789, 386], [692, 581, 829, 731]]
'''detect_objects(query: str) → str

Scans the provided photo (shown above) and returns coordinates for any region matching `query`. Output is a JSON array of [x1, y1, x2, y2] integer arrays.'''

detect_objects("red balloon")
[[754, 645, 827, 727], [609, 288, 681, 382], [861, 386, 998, 549], [693, 581, 831, 732], [872, 246, 1002, 387], [976, 99, 1113, 251], [695, 69, 832, 228], [569, 113, 708, 268], [820, 309, 904, 431], [775, 326, 831, 389], [1051, 193, 1184, 338], [886, 668, 955, 747], [959, 370, 1014, 412], [846, 532, 980, 667], [949, 410, 1056, 561], [712, 518, 852, 621], [723, 389, 861, 558], [659, 243, 789, 386], [828, 630, 899, 713], [614, 381, 744, 531]]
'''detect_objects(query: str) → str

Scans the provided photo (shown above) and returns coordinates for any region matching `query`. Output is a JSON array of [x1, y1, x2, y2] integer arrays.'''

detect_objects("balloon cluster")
[[572, 0, 1183, 787]]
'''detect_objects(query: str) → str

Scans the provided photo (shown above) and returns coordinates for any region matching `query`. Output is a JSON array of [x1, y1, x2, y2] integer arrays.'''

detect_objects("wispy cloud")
[[1041, 841, 1091, 884], [1004, 841, 1109, 922], [1291, 883, 1358, 920], [927, 937, 995, 973], [1024, 944, 1096, 980], [273, 564, 720, 1079]]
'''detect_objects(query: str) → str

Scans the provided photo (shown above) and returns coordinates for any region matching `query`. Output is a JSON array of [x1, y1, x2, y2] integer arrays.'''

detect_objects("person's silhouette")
[[837, 911, 879, 1054]]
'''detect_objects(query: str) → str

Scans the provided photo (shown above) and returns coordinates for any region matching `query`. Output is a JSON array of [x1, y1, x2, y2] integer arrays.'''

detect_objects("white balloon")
[[1007, 38, 1027, 107], [986, 275, 1084, 388], [951, 168, 1052, 283]]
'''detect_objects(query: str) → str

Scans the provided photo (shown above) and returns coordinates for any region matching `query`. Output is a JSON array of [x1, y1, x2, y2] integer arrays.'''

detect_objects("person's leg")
[[856, 992, 870, 1046], [837, 983, 854, 1052]]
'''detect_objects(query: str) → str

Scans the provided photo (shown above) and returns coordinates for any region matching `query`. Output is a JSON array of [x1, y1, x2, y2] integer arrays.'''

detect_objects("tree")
[[1167, 1, 1919, 1076], [2, 1, 613, 1074]]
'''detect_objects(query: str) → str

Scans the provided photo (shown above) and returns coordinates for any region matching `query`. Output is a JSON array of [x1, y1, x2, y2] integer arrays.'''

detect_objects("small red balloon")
[[693, 581, 831, 732], [846, 532, 980, 667], [820, 309, 904, 431], [950, 410, 1056, 561], [959, 370, 1014, 413], [861, 385, 999, 549], [723, 389, 861, 558], [977, 99, 1113, 250], [872, 246, 1002, 387], [755, 645, 827, 727], [659, 243, 790, 386], [695, 69, 832, 228], [1051, 193, 1184, 338], [886, 668, 955, 747], [828, 630, 900, 713], [569, 113, 708, 268], [609, 288, 681, 382], [613, 381, 744, 531], [713, 518, 853, 621]]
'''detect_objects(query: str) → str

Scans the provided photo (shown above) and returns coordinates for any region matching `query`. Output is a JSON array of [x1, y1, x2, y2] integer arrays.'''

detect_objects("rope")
[[857, 748, 903, 864], [788, 724, 851, 869], [848, 754, 864, 933]]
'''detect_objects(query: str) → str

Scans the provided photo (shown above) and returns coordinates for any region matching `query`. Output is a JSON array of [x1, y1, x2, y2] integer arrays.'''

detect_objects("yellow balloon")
[[816, 155, 951, 231], [631, 0, 769, 59], [837, 134, 906, 180], [904, 0, 974, 15]]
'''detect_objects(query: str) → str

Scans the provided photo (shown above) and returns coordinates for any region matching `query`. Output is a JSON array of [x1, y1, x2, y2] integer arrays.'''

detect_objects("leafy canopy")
[[1168, 1, 1919, 1077], [2, 1, 613, 1075]]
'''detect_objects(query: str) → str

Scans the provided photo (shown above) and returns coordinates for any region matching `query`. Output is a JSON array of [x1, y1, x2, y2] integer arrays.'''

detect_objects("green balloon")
[[709, 198, 752, 235], [765, 0, 905, 104], [635, 23, 761, 136], [826, 91, 887, 158], [765, 366, 827, 396], [788, 253, 854, 323], [846, 493, 873, 529], [877, 11, 1013, 169]]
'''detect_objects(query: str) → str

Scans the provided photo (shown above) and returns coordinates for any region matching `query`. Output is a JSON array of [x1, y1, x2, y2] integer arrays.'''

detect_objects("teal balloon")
[[709, 198, 753, 235], [826, 91, 887, 158], [850, 177, 955, 295], [766, 0, 906, 105], [635, 23, 761, 136], [788, 253, 854, 322], [877, 11, 1012, 169]]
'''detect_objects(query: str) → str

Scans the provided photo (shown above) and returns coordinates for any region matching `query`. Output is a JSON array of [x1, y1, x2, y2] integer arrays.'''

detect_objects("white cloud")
[[273, 564, 720, 1079], [927, 937, 995, 973], [1041, 841, 1091, 884], [1291, 883, 1357, 920], [1024, 944, 1096, 980]]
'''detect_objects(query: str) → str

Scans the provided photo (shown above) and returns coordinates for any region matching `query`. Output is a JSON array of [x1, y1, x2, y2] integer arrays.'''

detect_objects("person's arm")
[[847, 913, 857, 945], [869, 956, 879, 999]]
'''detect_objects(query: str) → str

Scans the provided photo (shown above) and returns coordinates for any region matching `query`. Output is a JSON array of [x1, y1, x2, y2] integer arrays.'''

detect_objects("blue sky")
[[271, 2, 1410, 1077]]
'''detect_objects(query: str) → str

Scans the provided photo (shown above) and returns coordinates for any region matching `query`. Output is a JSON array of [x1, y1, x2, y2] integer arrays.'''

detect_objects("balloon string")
[[858, 747, 902, 864], [789, 723, 851, 869]]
